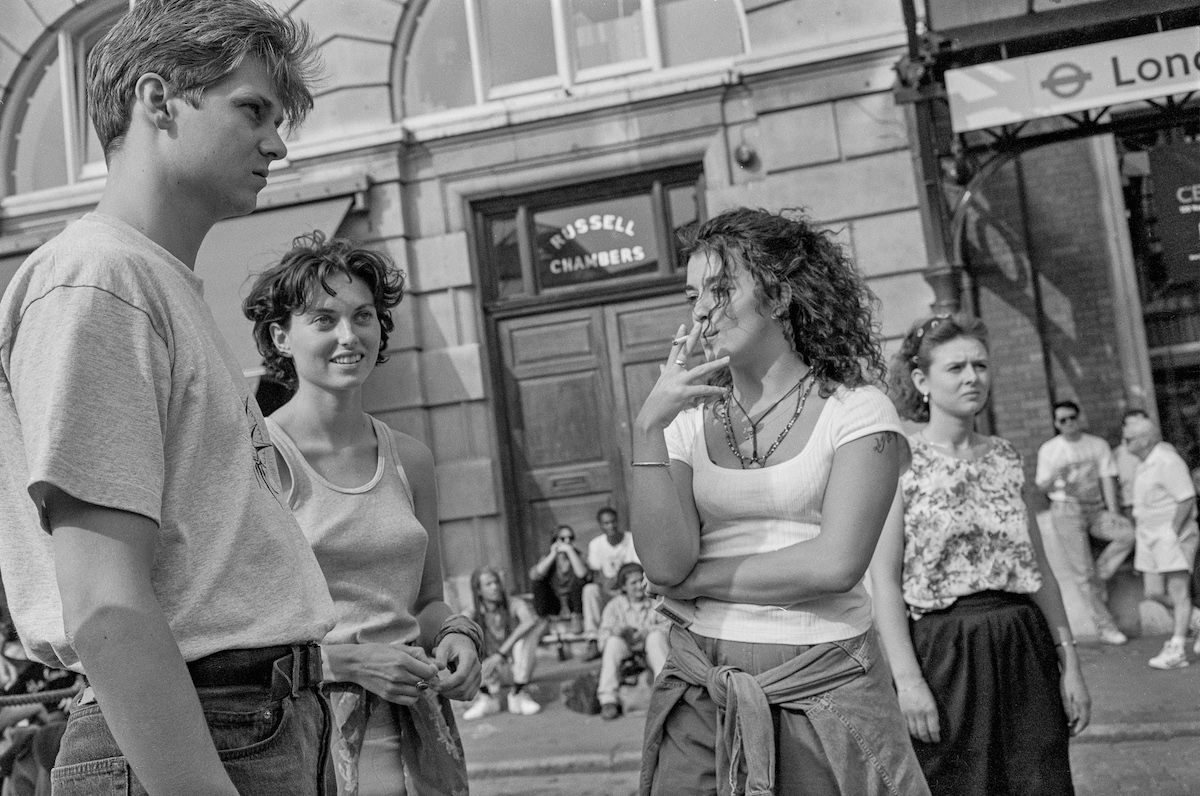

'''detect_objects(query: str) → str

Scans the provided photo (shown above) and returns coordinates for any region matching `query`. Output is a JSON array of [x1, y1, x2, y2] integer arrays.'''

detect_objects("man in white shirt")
[[1125, 416, 1200, 669], [582, 507, 640, 660], [1036, 400, 1127, 644]]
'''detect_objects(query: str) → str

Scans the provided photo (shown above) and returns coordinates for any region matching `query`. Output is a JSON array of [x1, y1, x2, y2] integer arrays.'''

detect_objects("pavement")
[[454, 633, 1200, 794]]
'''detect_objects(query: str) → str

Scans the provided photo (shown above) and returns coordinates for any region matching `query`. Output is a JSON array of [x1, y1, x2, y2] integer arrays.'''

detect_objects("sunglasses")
[[556, 535, 574, 543]]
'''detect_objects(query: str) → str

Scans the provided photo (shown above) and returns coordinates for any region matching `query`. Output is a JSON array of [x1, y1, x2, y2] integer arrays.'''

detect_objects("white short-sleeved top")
[[664, 384, 903, 644], [1134, 442, 1197, 532]]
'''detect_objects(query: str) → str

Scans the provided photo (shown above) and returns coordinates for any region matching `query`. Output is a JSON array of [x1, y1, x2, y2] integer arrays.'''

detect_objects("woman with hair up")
[[870, 314, 1089, 796], [633, 207, 928, 795], [244, 233, 482, 796]]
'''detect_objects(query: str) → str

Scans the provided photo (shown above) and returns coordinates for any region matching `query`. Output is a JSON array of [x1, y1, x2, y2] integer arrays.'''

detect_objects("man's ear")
[[270, 322, 292, 356], [133, 73, 173, 130]]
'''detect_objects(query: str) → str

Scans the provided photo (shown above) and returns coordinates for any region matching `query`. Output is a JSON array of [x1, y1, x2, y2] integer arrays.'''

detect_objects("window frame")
[[473, 163, 705, 313], [403, 0, 746, 117], [0, 0, 127, 199]]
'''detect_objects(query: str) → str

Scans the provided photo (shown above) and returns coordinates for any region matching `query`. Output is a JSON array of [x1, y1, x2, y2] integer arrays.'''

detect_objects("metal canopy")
[[895, 0, 1200, 313]]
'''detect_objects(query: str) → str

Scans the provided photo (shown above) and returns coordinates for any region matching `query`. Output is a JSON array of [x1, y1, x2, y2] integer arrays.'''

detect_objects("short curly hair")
[[683, 207, 885, 397], [888, 313, 990, 422], [243, 232, 405, 389]]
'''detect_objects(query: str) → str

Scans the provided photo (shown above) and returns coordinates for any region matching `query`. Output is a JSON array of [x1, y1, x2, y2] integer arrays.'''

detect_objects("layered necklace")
[[719, 371, 815, 469]]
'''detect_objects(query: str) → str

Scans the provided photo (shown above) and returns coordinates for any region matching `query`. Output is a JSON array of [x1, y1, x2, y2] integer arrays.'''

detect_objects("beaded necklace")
[[719, 373, 815, 469]]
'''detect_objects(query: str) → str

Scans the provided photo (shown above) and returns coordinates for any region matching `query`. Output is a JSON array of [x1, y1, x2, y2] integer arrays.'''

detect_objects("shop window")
[[403, 0, 745, 117], [3, 5, 123, 196], [475, 165, 703, 305]]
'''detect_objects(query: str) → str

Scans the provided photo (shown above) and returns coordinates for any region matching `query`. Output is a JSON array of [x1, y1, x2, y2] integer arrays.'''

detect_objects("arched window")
[[403, 0, 746, 118], [2, 2, 125, 196]]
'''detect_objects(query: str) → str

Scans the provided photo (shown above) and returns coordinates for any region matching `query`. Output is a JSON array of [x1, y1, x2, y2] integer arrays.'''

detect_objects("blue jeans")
[[49, 663, 329, 795]]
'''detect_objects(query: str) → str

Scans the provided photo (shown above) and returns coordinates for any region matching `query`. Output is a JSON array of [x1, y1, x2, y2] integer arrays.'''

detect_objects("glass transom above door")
[[535, 194, 658, 289]]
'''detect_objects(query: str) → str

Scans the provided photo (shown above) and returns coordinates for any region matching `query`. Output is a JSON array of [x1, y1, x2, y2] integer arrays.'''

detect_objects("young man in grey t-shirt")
[[0, 1, 338, 793]]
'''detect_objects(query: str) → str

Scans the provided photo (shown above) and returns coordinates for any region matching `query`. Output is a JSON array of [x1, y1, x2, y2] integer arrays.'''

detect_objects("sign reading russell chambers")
[[946, 26, 1200, 133]]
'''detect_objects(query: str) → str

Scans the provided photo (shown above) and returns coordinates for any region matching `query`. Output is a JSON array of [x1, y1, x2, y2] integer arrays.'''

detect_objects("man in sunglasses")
[[1036, 400, 1128, 645]]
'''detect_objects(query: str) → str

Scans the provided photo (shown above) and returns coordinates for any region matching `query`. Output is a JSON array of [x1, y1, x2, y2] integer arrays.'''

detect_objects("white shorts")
[[1135, 521, 1199, 574]]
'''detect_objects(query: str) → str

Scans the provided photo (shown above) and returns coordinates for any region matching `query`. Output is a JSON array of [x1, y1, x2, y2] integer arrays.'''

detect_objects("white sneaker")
[[1097, 627, 1128, 645], [1149, 638, 1190, 670], [507, 690, 541, 715], [463, 693, 502, 720]]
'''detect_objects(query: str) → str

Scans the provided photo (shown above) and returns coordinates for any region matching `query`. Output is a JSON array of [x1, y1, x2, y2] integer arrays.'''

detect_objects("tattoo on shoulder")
[[873, 432, 898, 454]]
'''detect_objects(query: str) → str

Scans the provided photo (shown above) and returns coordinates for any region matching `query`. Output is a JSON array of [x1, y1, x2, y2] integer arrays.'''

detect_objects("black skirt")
[[908, 590, 1074, 796]]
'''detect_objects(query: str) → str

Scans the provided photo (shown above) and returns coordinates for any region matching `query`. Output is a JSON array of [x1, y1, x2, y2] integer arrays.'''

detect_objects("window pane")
[[668, 184, 698, 232], [534, 194, 658, 290], [13, 56, 68, 194], [490, 214, 525, 298], [569, 0, 646, 72], [404, 0, 476, 116], [479, 0, 557, 89], [657, 0, 743, 68]]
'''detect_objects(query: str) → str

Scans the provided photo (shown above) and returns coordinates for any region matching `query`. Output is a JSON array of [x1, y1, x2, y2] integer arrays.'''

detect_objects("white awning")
[[195, 196, 353, 377]]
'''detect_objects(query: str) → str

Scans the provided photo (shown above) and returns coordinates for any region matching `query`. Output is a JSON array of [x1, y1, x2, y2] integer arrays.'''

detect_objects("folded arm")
[[662, 432, 903, 605]]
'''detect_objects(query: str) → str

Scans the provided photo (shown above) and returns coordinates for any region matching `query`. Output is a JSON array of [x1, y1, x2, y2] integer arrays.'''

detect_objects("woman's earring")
[[922, 392, 929, 404]]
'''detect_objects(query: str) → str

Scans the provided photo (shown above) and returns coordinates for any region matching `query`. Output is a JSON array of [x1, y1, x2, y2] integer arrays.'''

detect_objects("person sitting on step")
[[596, 563, 670, 720], [462, 568, 546, 719]]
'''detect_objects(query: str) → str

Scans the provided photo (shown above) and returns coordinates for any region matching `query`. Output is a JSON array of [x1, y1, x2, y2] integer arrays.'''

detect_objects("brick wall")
[[969, 139, 1127, 482]]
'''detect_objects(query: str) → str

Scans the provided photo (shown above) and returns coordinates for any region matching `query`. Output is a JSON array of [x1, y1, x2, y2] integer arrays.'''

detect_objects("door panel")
[[604, 295, 695, 478], [496, 295, 692, 582], [498, 306, 623, 580]]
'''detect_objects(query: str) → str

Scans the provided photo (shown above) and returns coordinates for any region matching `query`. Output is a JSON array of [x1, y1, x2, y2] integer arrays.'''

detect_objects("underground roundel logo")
[[1040, 62, 1093, 99]]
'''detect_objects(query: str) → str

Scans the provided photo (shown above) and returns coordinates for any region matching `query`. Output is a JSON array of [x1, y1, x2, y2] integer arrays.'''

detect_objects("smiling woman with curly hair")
[[631, 207, 929, 795]]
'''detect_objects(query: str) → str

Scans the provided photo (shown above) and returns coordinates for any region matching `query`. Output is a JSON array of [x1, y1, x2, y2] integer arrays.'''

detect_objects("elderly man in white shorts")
[[1125, 416, 1200, 669]]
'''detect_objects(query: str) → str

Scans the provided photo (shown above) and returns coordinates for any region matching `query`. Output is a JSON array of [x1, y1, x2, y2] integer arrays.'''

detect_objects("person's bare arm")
[[661, 433, 902, 605], [868, 490, 940, 743], [631, 322, 729, 586], [1101, 476, 1120, 514], [1172, 496, 1197, 536], [561, 544, 589, 579], [399, 432, 481, 701], [1024, 498, 1091, 735], [47, 489, 239, 796]]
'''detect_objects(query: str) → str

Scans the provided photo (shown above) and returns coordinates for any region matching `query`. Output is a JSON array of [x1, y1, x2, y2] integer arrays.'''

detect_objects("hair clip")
[[913, 314, 951, 341]]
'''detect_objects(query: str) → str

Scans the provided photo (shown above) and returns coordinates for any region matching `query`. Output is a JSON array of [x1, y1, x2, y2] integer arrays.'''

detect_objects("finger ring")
[[416, 679, 429, 690], [674, 358, 686, 367]]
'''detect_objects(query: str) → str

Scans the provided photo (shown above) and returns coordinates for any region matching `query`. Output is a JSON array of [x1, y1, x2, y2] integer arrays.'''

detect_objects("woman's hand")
[[1060, 660, 1091, 736], [897, 678, 941, 744], [433, 633, 481, 701], [635, 322, 728, 433], [331, 642, 442, 707]]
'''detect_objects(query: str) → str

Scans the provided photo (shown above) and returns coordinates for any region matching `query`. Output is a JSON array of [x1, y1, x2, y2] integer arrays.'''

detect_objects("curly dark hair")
[[243, 232, 405, 389], [684, 207, 884, 397], [888, 313, 989, 422]]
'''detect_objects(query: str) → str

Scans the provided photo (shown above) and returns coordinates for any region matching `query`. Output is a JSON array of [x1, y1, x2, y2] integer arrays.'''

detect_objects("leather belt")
[[187, 643, 322, 692]]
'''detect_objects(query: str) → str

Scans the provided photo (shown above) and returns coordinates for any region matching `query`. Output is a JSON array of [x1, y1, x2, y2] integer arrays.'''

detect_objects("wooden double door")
[[495, 293, 691, 579]]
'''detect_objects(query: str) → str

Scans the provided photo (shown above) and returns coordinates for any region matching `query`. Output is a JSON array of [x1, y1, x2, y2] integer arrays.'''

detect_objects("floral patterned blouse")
[[901, 434, 1043, 618]]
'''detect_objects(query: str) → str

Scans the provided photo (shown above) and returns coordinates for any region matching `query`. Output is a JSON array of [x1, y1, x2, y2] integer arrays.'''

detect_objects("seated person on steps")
[[530, 526, 590, 635], [596, 563, 670, 720], [582, 507, 640, 661], [462, 568, 546, 718]]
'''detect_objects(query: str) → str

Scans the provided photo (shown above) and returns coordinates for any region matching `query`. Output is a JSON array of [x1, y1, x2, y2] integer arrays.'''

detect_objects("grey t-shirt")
[[0, 213, 334, 671]]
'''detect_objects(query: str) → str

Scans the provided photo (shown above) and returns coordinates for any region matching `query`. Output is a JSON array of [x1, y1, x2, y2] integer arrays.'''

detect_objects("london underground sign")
[[946, 26, 1200, 133]]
